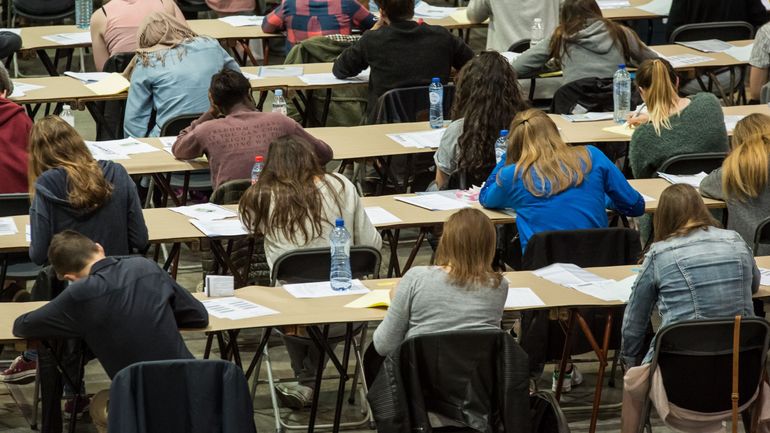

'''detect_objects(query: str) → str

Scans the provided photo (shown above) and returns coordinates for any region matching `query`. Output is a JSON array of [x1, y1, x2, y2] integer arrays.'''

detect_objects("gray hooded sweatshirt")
[[512, 19, 658, 84]]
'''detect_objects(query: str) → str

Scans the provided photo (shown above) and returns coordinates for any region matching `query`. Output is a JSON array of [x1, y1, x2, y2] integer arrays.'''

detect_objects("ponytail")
[[636, 58, 679, 136], [722, 113, 770, 201]]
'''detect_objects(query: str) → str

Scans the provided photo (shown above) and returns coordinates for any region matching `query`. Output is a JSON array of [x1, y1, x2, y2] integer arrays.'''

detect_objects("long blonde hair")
[[505, 109, 592, 196], [136, 12, 198, 66], [28, 116, 113, 210], [722, 113, 770, 201], [636, 58, 679, 135]]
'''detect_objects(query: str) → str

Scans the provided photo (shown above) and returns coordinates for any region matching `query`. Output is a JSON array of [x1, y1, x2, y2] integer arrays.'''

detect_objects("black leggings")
[[363, 343, 385, 389]]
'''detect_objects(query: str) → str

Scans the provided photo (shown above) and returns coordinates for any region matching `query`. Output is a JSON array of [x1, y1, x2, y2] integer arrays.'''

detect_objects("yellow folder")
[[344, 290, 391, 309], [602, 124, 635, 137], [86, 73, 130, 96]]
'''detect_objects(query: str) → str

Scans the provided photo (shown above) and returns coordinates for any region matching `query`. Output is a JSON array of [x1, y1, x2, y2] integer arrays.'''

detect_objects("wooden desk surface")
[[601, 0, 667, 20], [20, 25, 90, 51], [654, 40, 754, 69], [10, 76, 102, 105]]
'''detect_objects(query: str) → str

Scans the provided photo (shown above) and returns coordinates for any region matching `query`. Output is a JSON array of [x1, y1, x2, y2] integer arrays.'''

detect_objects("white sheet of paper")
[[395, 194, 470, 211], [86, 142, 130, 161], [533, 263, 608, 287], [724, 115, 746, 132], [0, 217, 18, 236], [259, 66, 304, 77], [218, 15, 264, 27], [205, 275, 235, 297], [636, 0, 672, 15], [84, 138, 160, 156], [641, 193, 656, 202], [364, 207, 402, 225], [298, 69, 370, 86], [569, 279, 631, 302], [561, 112, 615, 122], [42, 32, 92, 45], [283, 279, 370, 298], [0, 28, 21, 36], [597, 0, 631, 9], [11, 81, 45, 98], [662, 54, 715, 68], [241, 72, 262, 81], [386, 129, 445, 149], [413, 2, 457, 18], [64, 71, 113, 83], [505, 287, 546, 308], [724, 43, 753, 63], [657, 171, 708, 188], [170, 203, 237, 221], [760, 268, 770, 286], [500, 51, 521, 63], [201, 297, 278, 320], [676, 39, 733, 53], [190, 219, 248, 237]]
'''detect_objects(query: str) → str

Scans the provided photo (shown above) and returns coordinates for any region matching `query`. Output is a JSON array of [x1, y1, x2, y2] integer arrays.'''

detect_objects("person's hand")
[[626, 112, 649, 128], [372, 16, 388, 30]]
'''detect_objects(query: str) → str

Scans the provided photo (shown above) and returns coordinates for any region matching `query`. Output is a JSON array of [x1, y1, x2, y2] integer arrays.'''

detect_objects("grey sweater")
[[372, 266, 507, 356], [466, 0, 560, 52], [512, 20, 658, 83], [700, 167, 770, 255]]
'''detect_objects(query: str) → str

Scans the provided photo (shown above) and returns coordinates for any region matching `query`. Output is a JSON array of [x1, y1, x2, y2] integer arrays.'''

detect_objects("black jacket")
[[367, 330, 530, 433], [13, 256, 208, 378], [666, 0, 769, 39]]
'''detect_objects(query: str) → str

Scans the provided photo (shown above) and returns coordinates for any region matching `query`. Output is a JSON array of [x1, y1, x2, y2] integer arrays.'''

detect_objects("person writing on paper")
[[371, 208, 507, 358], [626, 59, 728, 179], [89, 0, 186, 71], [172, 68, 333, 189], [124, 12, 240, 137], [511, 0, 657, 85], [239, 135, 381, 409], [0, 62, 33, 194], [620, 184, 760, 433], [434, 51, 529, 190], [479, 109, 645, 254], [466, 0, 560, 52]]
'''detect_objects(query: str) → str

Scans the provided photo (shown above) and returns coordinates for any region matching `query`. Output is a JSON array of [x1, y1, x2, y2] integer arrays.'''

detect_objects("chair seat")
[[170, 172, 213, 191], [5, 261, 41, 280], [14, 0, 75, 16]]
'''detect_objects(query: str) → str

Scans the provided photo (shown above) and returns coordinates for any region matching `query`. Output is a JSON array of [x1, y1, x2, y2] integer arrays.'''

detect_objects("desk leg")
[[244, 327, 272, 380], [209, 239, 249, 288], [204, 333, 214, 359], [0, 254, 7, 290], [227, 329, 243, 368], [575, 310, 613, 433], [320, 88, 332, 126], [332, 323, 354, 433], [306, 324, 331, 433], [161, 242, 182, 280], [42, 340, 85, 433], [36, 49, 58, 76], [402, 227, 429, 273], [151, 173, 183, 207], [256, 91, 268, 111], [554, 310, 576, 402], [383, 229, 402, 278]]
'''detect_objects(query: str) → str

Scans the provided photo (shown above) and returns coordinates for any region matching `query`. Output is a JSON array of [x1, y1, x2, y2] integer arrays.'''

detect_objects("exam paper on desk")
[[284, 280, 370, 298], [169, 203, 237, 221], [201, 297, 278, 320], [0, 217, 18, 236]]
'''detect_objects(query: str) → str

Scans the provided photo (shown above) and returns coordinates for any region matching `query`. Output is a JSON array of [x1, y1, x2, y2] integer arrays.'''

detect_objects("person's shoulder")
[[116, 256, 163, 274], [690, 92, 722, 108], [757, 21, 770, 39], [402, 266, 443, 285]]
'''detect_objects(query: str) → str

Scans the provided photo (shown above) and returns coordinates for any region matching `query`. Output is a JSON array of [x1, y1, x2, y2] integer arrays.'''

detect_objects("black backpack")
[[530, 391, 571, 433]]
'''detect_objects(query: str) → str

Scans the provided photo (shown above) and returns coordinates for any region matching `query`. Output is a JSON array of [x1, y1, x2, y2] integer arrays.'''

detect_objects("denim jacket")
[[621, 227, 759, 367]]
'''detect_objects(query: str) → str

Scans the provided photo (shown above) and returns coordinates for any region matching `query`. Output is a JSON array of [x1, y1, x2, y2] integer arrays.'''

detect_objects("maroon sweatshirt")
[[0, 98, 32, 194], [172, 108, 333, 189]]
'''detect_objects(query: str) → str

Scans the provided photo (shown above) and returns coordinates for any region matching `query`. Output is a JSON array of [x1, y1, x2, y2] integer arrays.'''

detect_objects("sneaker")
[[275, 383, 314, 410], [63, 396, 90, 420], [551, 365, 583, 393], [1, 355, 36, 384]]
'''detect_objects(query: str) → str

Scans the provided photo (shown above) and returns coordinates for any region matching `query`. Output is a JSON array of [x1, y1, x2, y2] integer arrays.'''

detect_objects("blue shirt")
[[479, 145, 645, 252], [124, 37, 241, 137]]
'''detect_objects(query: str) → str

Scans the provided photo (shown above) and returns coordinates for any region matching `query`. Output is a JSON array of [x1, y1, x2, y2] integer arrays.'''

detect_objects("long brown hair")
[[653, 184, 720, 243], [548, 0, 637, 64], [635, 58, 679, 135], [28, 115, 113, 210], [722, 113, 770, 201], [239, 135, 345, 244], [434, 208, 503, 289], [452, 51, 528, 182], [505, 109, 592, 196]]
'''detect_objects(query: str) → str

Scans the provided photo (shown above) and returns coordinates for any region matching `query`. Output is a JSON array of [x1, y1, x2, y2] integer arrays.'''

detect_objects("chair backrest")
[[656, 152, 727, 175], [107, 359, 256, 433], [209, 179, 252, 205], [270, 246, 381, 286], [522, 227, 642, 270], [13, 0, 75, 19], [753, 216, 770, 256], [95, 52, 135, 140], [670, 21, 755, 43], [159, 113, 202, 137], [0, 193, 30, 217], [369, 84, 456, 124], [508, 39, 531, 53], [650, 317, 770, 413]]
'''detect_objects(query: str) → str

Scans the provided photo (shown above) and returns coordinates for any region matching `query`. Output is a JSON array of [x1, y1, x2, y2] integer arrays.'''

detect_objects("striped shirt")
[[262, 0, 376, 46]]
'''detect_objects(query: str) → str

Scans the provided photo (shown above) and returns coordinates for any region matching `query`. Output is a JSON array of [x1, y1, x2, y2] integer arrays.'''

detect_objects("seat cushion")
[[14, 0, 75, 16]]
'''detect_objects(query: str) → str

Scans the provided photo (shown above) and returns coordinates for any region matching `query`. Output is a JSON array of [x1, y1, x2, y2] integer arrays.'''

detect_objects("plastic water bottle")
[[428, 78, 443, 129], [613, 64, 631, 124], [272, 89, 287, 115], [530, 18, 544, 48], [330, 218, 352, 291], [250, 155, 264, 184], [495, 129, 509, 164], [75, 0, 93, 29], [60, 105, 75, 128]]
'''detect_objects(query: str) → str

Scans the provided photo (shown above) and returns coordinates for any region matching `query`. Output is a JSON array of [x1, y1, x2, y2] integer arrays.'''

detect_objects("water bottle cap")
[[275, 89, 283, 96], [431, 77, 440, 84], [255, 155, 264, 162], [500, 129, 509, 137], [63, 104, 71, 109], [335, 218, 344, 227], [618, 64, 626, 69]]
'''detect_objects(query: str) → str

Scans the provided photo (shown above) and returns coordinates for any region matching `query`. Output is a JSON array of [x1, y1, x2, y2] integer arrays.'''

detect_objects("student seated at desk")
[[479, 109, 645, 254], [332, 0, 474, 120], [172, 68, 333, 190], [13, 230, 209, 430], [434, 51, 529, 189], [239, 136, 381, 409], [90, 0, 186, 71], [750, 21, 770, 103], [620, 184, 760, 433], [466, 0, 560, 52], [124, 12, 240, 137], [626, 59, 728, 179], [511, 0, 657, 86], [0, 62, 33, 194]]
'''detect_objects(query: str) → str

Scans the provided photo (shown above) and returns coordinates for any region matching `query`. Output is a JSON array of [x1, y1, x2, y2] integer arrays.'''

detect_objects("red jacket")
[[0, 98, 32, 194]]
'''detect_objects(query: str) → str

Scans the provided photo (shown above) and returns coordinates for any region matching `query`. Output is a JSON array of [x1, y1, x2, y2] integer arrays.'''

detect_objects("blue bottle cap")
[[500, 129, 509, 136], [275, 89, 283, 96], [431, 77, 440, 84], [618, 64, 626, 69], [335, 218, 344, 227]]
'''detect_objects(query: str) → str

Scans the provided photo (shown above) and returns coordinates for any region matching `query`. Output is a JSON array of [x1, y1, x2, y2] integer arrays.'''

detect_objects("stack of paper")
[[724, 44, 754, 63], [344, 290, 391, 308], [636, 0, 673, 15], [169, 203, 237, 221], [85, 138, 161, 157], [676, 39, 733, 53], [597, 0, 631, 9], [760, 268, 770, 286], [64, 71, 112, 83], [657, 171, 708, 188], [395, 194, 470, 211], [0, 217, 18, 236], [85, 73, 130, 95], [661, 54, 715, 68], [603, 123, 635, 137], [505, 287, 546, 308], [242, 71, 261, 80], [158, 136, 177, 154], [561, 112, 615, 122], [218, 15, 264, 27], [190, 219, 248, 237], [533, 263, 633, 302], [724, 115, 746, 132], [201, 297, 278, 320], [86, 142, 130, 161], [364, 207, 402, 225], [259, 66, 304, 77], [42, 32, 92, 45], [284, 280, 370, 298], [298, 69, 370, 86], [387, 129, 445, 149], [10, 81, 45, 98], [413, 2, 457, 19]]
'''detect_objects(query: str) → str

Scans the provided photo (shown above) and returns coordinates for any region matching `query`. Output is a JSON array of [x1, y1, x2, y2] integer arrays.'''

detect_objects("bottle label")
[[429, 92, 441, 105]]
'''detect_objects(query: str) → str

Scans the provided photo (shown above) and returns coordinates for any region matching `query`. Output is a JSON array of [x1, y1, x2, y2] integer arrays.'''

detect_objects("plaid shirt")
[[262, 0, 376, 46]]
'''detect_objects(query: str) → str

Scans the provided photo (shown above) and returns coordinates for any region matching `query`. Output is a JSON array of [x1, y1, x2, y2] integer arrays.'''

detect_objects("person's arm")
[[751, 256, 761, 294], [122, 166, 149, 252], [511, 36, 553, 78], [123, 63, 153, 138], [219, 46, 241, 73], [346, 0, 376, 30], [172, 111, 215, 160], [620, 253, 657, 367], [624, 27, 659, 65], [479, 159, 512, 209], [433, 119, 462, 189], [750, 67, 769, 102], [372, 271, 415, 355], [13, 291, 80, 338], [465, 0, 492, 24], [750, 26, 770, 102], [261, 2, 287, 34], [291, 121, 334, 164], [699, 167, 724, 200], [28, 190, 52, 265], [90, 9, 110, 72], [333, 38, 368, 79], [597, 147, 645, 217], [450, 33, 474, 71], [167, 275, 209, 328]]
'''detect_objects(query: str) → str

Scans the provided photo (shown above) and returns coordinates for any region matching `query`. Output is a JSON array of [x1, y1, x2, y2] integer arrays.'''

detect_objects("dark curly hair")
[[452, 51, 529, 183]]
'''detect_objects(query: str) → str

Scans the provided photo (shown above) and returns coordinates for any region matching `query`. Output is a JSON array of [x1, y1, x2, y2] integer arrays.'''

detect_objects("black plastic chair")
[[92, 52, 135, 141], [159, 113, 213, 200], [509, 39, 538, 102], [176, 0, 211, 20], [11, 0, 74, 21], [656, 152, 727, 175], [752, 216, 770, 256], [637, 317, 770, 433], [369, 84, 456, 125], [0, 193, 39, 298]]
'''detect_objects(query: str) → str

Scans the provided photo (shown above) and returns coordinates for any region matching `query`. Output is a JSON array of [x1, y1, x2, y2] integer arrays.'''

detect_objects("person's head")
[[549, 0, 636, 64], [452, 51, 528, 181], [721, 113, 770, 201], [48, 230, 106, 281], [505, 109, 592, 197], [0, 62, 13, 98], [28, 116, 113, 209], [653, 184, 720, 243], [635, 58, 680, 135], [239, 135, 344, 244], [136, 12, 198, 66], [209, 68, 253, 114], [374, 0, 415, 22], [435, 208, 502, 289]]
